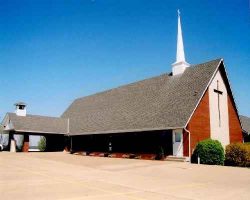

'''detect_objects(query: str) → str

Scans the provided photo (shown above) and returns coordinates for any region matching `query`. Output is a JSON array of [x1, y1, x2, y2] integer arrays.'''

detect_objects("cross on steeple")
[[214, 80, 223, 127], [177, 9, 180, 17]]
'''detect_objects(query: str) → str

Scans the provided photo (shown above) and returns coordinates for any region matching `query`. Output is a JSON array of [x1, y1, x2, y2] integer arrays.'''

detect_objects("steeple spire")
[[172, 9, 190, 75], [176, 9, 185, 62]]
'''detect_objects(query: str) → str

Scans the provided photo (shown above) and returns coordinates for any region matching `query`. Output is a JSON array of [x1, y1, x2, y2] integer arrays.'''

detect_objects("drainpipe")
[[184, 127, 191, 162]]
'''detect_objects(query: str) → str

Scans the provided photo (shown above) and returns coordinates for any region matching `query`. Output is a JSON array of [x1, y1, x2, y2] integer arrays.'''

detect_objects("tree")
[[15, 135, 24, 152], [0, 124, 9, 150], [38, 136, 46, 151]]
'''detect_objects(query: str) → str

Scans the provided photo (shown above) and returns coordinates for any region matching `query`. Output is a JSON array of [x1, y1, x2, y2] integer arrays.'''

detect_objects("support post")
[[8, 132, 16, 152], [8, 132, 13, 151], [70, 136, 73, 152], [22, 134, 29, 152]]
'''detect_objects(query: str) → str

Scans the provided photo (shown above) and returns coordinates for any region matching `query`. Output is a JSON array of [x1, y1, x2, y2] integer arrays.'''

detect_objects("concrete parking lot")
[[0, 152, 249, 200]]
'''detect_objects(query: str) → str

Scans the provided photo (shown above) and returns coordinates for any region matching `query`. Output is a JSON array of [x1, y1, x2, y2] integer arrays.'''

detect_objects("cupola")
[[14, 102, 27, 116]]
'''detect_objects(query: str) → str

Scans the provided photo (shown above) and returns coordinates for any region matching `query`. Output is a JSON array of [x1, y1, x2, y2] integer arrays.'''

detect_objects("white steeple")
[[172, 10, 190, 76]]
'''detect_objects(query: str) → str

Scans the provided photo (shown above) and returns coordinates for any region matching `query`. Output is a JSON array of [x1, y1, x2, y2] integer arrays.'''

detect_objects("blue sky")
[[0, 0, 249, 120]]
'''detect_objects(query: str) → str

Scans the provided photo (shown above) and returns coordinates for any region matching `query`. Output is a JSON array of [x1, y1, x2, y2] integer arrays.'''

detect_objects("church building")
[[1, 11, 243, 161]]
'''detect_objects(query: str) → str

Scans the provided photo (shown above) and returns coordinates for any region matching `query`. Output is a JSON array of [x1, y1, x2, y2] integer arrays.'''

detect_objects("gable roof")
[[240, 115, 250, 135], [14, 102, 27, 106], [2, 113, 68, 134], [62, 59, 222, 135]]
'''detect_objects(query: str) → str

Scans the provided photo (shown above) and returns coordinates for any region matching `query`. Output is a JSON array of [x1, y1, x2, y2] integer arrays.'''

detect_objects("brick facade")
[[183, 129, 189, 157], [185, 90, 211, 156], [184, 88, 243, 157], [228, 95, 243, 143], [22, 134, 29, 152]]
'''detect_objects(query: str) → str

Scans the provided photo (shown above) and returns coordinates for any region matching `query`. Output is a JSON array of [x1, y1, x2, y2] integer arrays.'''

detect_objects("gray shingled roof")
[[62, 59, 222, 135], [240, 115, 250, 135], [5, 113, 68, 134]]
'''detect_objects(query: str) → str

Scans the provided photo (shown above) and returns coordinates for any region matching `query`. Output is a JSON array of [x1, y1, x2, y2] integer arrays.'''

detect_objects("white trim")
[[1, 114, 14, 131], [14, 127, 183, 136], [243, 129, 249, 135], [1, 114, 10, 127], [184, 59, 223, 128], [14, 129, 66, 135], [71, 126, 184, 136], [12, 125, 183, 137]]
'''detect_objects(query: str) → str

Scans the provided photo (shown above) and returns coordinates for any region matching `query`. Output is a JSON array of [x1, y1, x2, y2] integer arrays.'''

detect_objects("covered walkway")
[[1, 112, 68, 152]]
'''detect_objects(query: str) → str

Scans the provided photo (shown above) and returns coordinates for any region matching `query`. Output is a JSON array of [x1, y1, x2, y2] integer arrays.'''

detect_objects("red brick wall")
[[183, 130, 189, 157], [184, 89, 242, 157], [22, 134, 29, 152], [185, 90, 211, 156], [228, 95, 243, 143]]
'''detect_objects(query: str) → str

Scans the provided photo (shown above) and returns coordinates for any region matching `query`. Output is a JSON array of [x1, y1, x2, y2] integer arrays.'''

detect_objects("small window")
[[175, 132, 181, 142], [19, 105, 25, 110]]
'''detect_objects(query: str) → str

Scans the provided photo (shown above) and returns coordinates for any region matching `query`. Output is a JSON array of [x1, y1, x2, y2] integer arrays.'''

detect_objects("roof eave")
[[69, 126, 185, 136], [242, 129, 249, 135], [14, 129, 67, 135]]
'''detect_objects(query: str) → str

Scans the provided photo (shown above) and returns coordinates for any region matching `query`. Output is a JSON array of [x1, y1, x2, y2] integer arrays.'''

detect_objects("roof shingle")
[[62, 59, 222, 135], [6, 113, 67, 134], [240, 115, 250, 135]]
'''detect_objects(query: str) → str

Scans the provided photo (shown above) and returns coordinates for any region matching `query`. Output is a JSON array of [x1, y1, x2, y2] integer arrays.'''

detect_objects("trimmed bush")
[[192, 139, 224, 165], [225, 143, 250, 167], [38, 136, 46, 152]]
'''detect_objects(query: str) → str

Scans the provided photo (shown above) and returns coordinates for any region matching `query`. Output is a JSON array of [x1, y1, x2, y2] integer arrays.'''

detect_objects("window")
[[175, 132, 181, 142]]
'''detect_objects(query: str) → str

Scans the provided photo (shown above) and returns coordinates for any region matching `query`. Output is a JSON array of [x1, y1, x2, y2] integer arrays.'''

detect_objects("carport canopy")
[[2, 113, 68, 135]]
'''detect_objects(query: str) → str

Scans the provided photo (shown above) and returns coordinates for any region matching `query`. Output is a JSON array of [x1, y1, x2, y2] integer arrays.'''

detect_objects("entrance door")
[[172, 130, 183, 157]]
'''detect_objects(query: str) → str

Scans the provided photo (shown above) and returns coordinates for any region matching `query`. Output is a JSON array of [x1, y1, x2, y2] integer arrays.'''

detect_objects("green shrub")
[[225, 143, 250, 167], [16, 135, 24, 152], [155, 146, 165, 160], [192, 139, 224, 165], [246, 144, 250, 167], [38, 136, 46, 152]]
